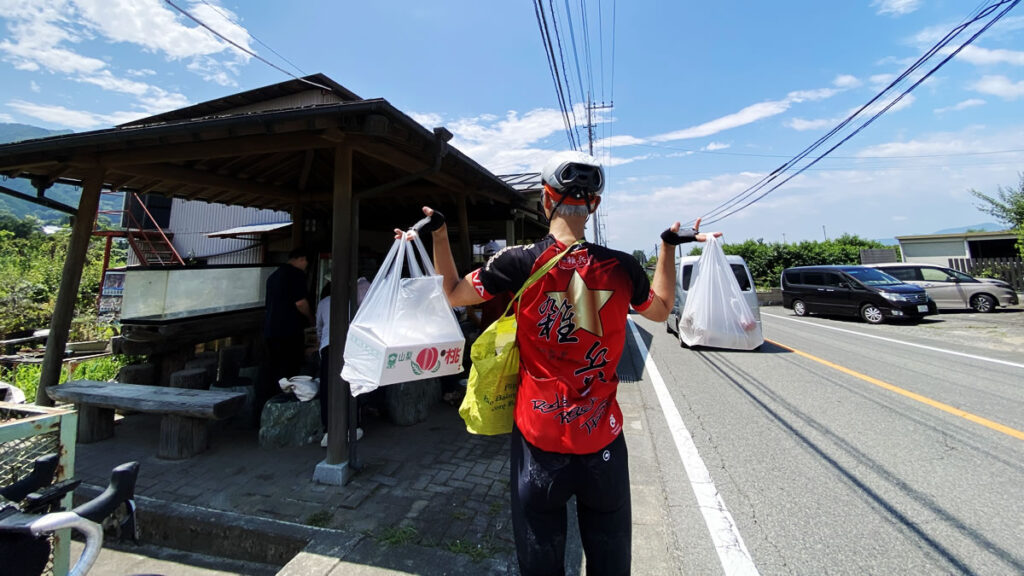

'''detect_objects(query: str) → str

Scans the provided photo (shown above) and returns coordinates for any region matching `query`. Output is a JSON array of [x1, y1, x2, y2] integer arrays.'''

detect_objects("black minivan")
[[781, 265, 937, 324]]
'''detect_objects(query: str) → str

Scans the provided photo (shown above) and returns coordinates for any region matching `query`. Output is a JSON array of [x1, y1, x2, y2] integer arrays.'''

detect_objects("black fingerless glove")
[[412, 210, 446, 234], [661, 227, 698, 246]]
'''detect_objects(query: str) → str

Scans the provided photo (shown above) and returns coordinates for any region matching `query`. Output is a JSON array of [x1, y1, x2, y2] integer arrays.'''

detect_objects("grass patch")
[[305, 510, 333, 528], [487, 500, 503, 516], [451, 509, 471, 521], [377, 525, 419, 546], [445, 539, 494, 562], [0, 354, 138, 403]]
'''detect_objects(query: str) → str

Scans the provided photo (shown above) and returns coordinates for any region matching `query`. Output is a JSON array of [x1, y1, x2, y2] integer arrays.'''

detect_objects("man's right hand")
[[661, 218, 721, 245], [414, 206, 446, 234]]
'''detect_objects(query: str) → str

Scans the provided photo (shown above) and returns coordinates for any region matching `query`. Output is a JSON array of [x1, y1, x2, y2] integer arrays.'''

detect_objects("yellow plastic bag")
[[457, 241, 578, 435], [459, 312, 519, 435]]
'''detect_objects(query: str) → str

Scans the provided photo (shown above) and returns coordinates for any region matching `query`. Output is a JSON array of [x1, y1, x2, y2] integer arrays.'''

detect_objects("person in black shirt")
[[261, 248, 314, 408]]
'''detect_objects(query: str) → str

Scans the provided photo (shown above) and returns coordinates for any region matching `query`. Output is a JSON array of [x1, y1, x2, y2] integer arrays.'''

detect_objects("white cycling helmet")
[[541, 151, 604, 206]]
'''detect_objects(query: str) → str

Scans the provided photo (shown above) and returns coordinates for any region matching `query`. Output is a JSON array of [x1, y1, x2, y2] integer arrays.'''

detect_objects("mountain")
[[932, 222, 1005, 234], [0, 123, 123, 225], [0, 122, 73, 144]]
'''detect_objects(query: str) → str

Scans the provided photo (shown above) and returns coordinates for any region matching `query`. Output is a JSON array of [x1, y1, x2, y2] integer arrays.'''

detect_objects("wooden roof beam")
[[114, 163, 297, 204], [74, 132, 329, 167]]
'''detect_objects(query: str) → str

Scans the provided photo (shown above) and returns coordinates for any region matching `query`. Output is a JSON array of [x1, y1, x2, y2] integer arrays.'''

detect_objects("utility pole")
[[585, 92, 613, 246]]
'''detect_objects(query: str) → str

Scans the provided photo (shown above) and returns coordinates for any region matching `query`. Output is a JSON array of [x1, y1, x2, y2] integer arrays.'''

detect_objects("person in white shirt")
[[317, 278, 370, 447]]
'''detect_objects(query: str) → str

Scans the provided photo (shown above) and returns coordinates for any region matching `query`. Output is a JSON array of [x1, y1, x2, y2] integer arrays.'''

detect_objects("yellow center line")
[[766, 339, 1024, 441]]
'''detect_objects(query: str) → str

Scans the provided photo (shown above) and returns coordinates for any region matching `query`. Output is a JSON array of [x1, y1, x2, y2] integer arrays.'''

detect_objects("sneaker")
[[322, 428, 363, 446]]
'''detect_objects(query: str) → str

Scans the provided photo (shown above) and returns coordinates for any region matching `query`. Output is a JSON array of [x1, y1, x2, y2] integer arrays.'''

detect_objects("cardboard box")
[[342, 324, 465, 389]]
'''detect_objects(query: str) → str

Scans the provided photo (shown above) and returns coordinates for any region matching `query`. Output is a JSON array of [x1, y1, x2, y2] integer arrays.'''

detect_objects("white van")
[[666, 255, 761, 347]]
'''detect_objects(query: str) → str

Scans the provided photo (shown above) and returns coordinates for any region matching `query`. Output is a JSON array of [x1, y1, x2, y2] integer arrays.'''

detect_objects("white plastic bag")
[[342, 233, 466, 396], [279, 376, 319, 402], [679, 236, 764, 350]]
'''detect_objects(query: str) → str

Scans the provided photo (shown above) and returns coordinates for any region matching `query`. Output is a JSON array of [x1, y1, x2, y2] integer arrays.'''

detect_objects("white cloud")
[[833, 74, 862, 89], [786, 117, 833, 131], [703, 142, 730, 151], [858, 92, 916, 116], [648, 80, 850, 143], [934, 98, 986, 114], [447, 108, 567, 173], [29, 81, 40, 93], [971, 75, 1024, 100], [872, 0, 921, 16], [597, 134, 646, 148], [0, 113, 14, 122], [957, 46, 1024, 66], [409, 111, 445, 130], [869, 73, 898, 90], [8, 99, 146, 129], [71, 0, 252, 62], [651, 100, 792, 142], [0, 0, 253, 126]]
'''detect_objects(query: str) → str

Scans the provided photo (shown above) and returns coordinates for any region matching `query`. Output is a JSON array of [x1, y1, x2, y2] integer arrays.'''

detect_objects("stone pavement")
[[68, 321, 680, 575]]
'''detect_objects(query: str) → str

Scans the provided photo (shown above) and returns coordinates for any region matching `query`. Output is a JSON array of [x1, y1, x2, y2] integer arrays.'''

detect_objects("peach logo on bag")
[[411, 347, 442, 375]]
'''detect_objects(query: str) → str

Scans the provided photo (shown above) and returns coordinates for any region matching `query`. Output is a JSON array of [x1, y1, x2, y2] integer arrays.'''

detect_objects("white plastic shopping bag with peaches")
[[342, 233, 466, 396], [679, 235, 764, 350]]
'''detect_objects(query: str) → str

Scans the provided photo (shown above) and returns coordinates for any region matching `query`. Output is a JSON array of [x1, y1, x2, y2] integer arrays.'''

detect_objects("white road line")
[[627, 318, 760, 576], [762, 312, 1024, 370]]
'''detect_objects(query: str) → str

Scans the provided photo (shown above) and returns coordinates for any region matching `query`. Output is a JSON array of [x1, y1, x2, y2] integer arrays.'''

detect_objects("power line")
[[696, 0, 1020, 227], [636, 142, 1024, 160], [533, 0, 580, 149], [163, 0, 331, 92], [197, 0, 307, 77]]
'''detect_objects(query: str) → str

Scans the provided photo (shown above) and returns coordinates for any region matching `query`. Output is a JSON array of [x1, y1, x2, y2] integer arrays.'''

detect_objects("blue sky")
[[1, 1, 1023, 253]]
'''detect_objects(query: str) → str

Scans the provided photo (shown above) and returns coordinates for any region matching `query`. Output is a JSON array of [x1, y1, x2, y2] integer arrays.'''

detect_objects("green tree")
[[0, 223, 107, 339], [687, 234, 894, 289], [631, 249, 647, 264], [970, 173, 1024, 258]]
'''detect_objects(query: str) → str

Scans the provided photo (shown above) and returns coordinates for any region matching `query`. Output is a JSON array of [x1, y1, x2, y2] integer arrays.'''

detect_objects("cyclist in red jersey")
[[399, 151, 719, 576]]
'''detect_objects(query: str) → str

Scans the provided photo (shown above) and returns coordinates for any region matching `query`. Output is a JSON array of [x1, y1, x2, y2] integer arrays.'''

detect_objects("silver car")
[[867, 263, 1019, 312]]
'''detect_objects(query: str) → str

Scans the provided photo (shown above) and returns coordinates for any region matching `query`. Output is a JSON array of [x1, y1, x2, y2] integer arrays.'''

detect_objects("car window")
[[730, 264, 752, 291], [802, 272, 826, 286], [823, 272, 845, 287], [944, 268, 978, 282], [843, 267, 902, 286], [920, 267, 952, 282], [783, 270, 801, 285], [884, 267, 919, 281], [684, 263, 752, 291]]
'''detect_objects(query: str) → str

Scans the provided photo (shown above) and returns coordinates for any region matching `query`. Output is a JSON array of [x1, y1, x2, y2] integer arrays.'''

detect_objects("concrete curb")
[[75, 483, 516, 574]]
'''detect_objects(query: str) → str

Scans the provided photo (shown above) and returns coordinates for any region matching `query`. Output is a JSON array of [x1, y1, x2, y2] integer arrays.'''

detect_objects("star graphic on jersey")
[[547, 271, 613, 336]]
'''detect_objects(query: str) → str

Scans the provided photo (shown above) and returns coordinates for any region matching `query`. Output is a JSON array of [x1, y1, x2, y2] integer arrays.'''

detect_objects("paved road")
[[630, 307, 1024, 575]]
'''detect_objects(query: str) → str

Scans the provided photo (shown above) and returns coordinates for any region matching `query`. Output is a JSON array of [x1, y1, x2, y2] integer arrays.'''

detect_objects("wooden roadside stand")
[[0, 74, 548, 485]]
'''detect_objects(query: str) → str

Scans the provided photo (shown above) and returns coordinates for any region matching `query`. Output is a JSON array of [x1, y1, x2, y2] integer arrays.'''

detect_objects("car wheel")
[[792, 300, 807, 316], [970, 294, 996, 313], [860, 304, 884, 324]]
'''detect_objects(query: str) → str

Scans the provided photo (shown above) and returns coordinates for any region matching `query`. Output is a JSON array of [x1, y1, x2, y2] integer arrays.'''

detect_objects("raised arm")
[[395, 206, 485, 308], [638, 218, 721, 322]]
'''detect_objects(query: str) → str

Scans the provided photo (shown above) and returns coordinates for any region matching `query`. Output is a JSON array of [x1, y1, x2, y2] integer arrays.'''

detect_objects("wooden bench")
[[47, 380, 246, 460]]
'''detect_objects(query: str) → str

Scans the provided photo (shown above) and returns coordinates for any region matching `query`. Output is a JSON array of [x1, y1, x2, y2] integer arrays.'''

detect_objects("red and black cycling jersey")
[[470, 234, 654, 454]]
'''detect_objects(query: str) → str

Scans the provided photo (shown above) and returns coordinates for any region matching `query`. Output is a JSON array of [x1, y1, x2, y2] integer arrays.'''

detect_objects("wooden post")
[[327, 145, 353, 466], [37, 170, 105, 406], [291, 206, 304, 249], [457, 195, 471, 271]]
